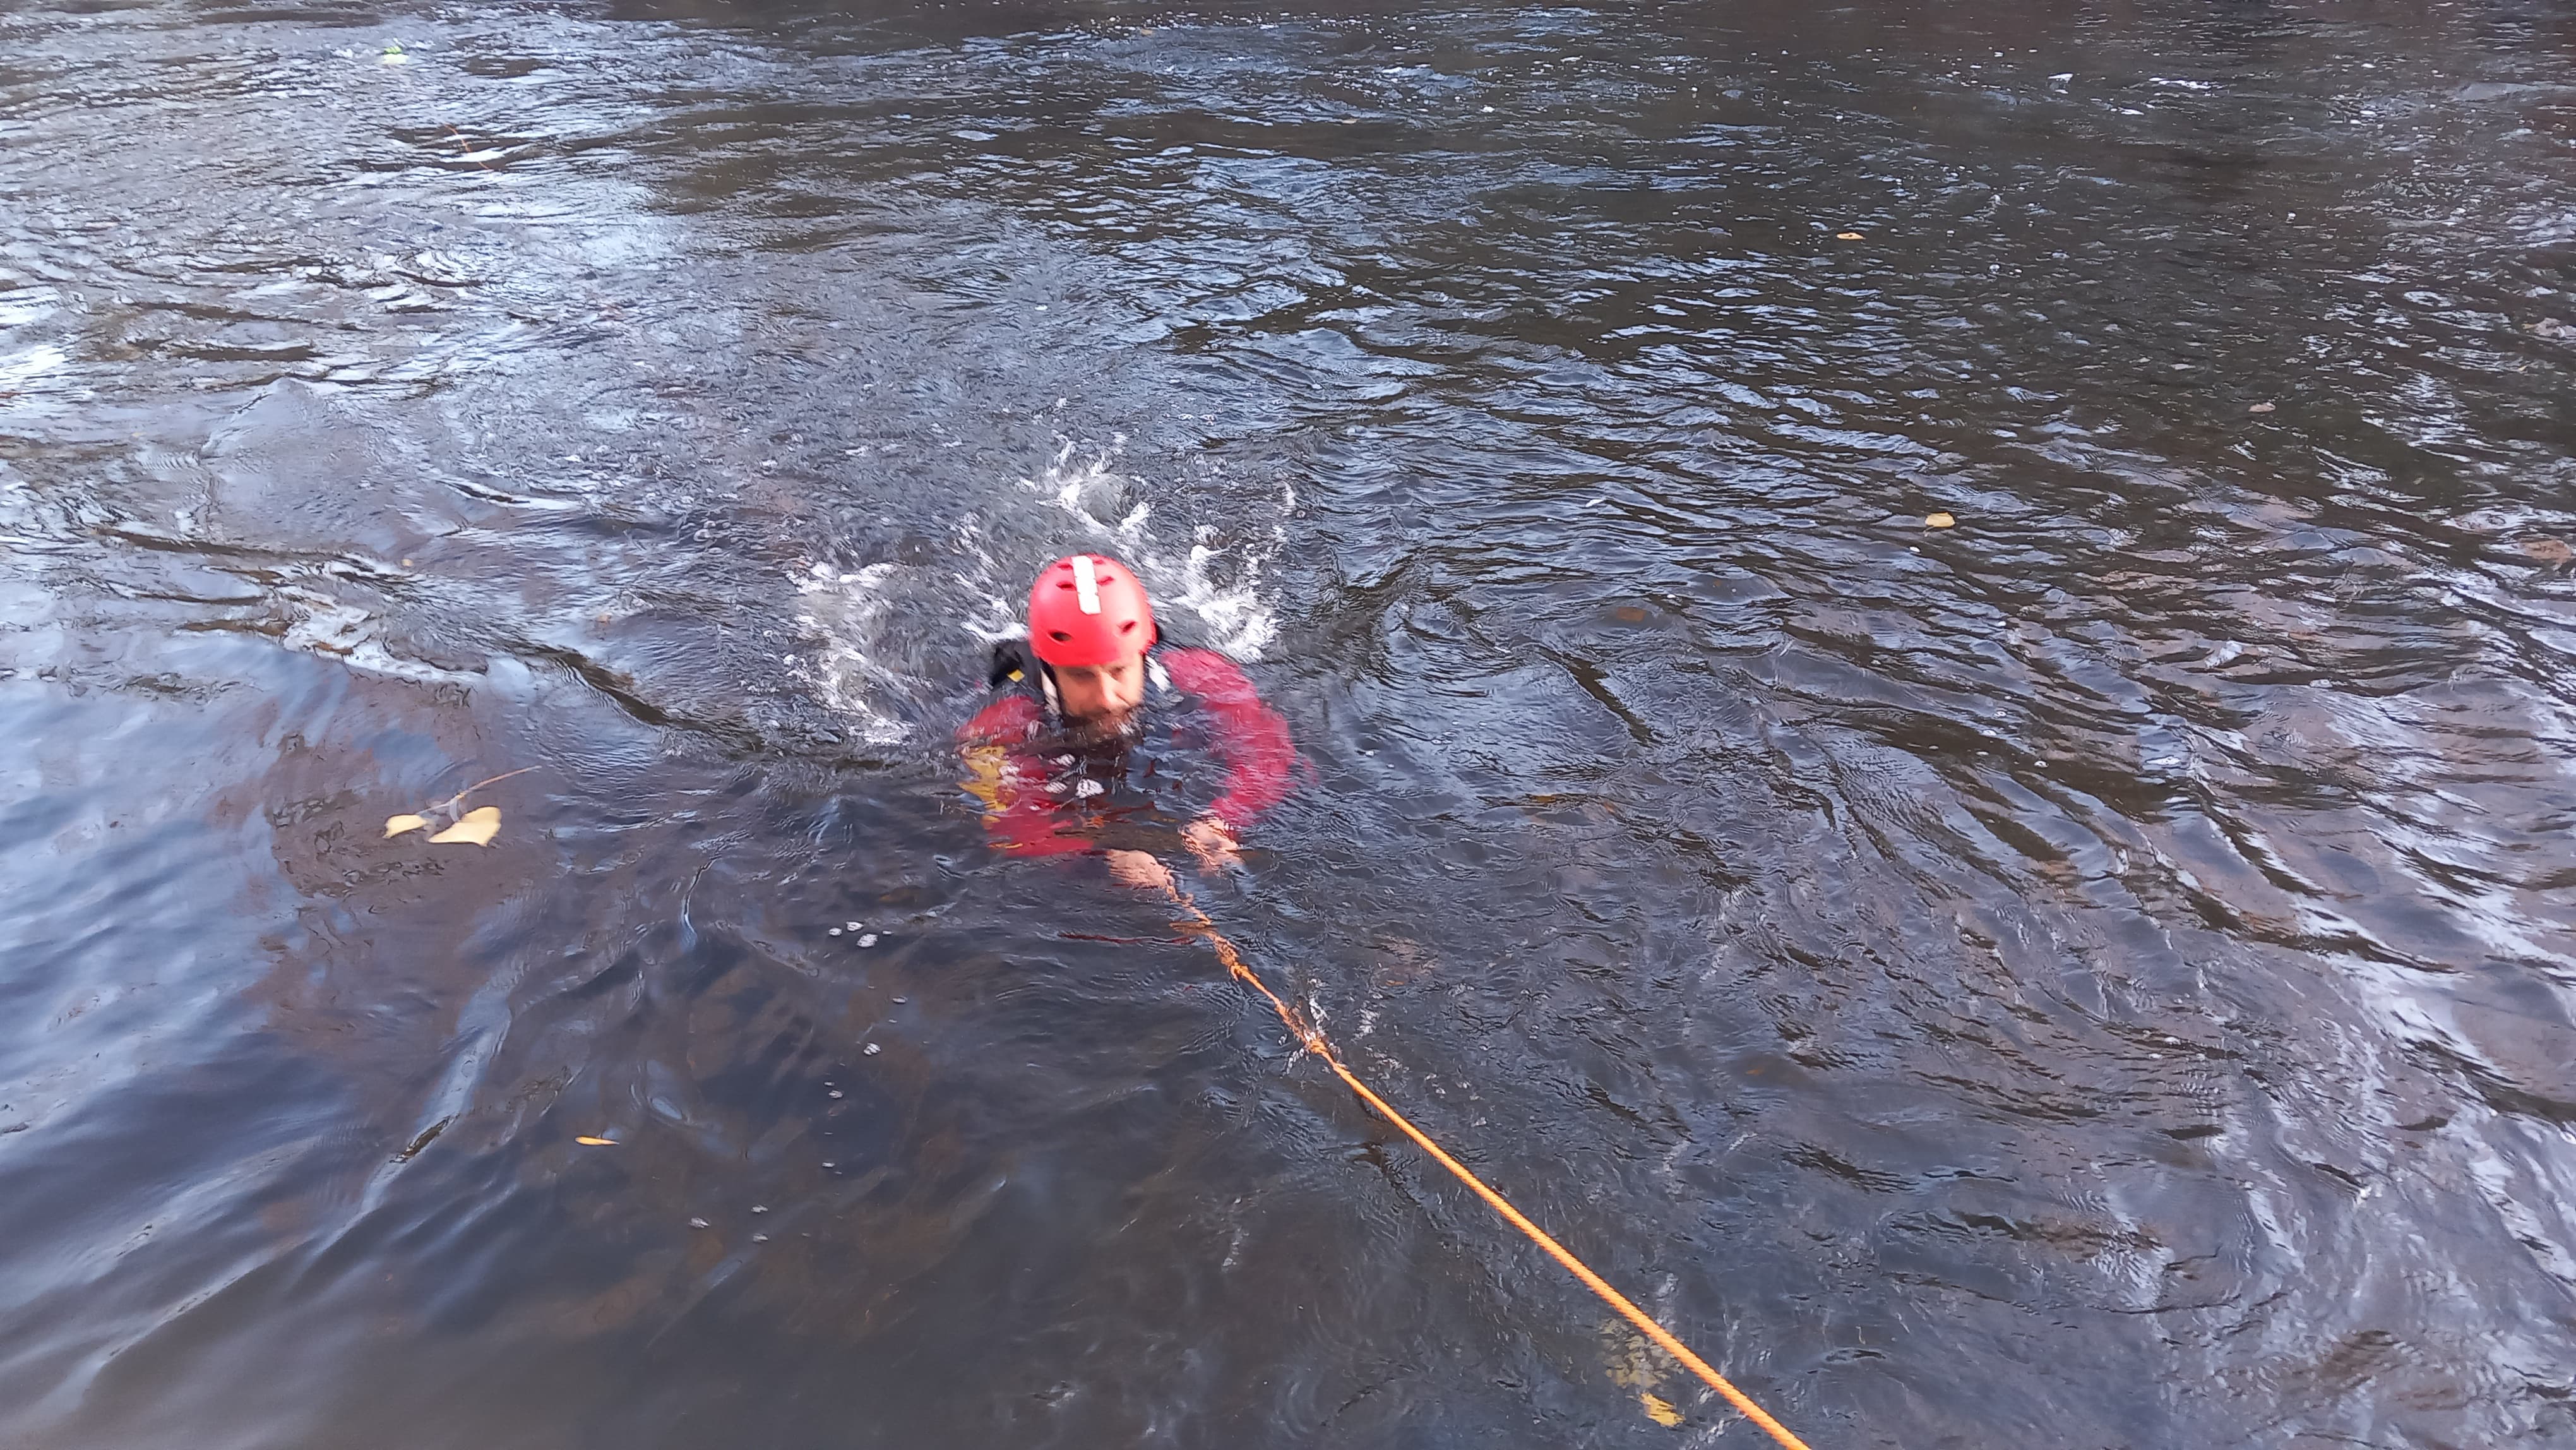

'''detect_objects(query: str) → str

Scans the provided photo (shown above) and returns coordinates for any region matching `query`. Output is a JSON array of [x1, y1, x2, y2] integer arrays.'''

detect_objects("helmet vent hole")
[[1049, 630, 1071, 642]]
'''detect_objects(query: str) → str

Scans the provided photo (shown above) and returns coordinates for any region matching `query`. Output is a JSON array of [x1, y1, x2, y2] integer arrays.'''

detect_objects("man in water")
[[958, 553, 1293, 892]]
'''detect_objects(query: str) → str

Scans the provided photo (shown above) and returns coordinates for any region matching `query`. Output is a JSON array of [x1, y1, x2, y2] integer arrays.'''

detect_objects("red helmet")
[[1027, 554, 1157, 667]]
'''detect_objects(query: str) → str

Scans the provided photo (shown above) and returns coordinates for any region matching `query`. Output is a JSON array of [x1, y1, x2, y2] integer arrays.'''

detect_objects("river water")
[[4, 1, 2573, 1445]]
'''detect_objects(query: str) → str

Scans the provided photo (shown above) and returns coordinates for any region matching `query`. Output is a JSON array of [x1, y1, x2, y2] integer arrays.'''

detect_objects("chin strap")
[[991, 637, 1170, 722]]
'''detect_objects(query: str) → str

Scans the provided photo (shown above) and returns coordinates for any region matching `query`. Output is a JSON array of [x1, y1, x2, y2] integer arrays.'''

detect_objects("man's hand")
[[1182, 818, 1242, 875], [1106, 848, 1176, 894]]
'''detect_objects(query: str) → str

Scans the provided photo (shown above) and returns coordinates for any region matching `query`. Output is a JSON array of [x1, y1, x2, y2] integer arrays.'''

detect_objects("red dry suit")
[[957, 645, 1294, 858]]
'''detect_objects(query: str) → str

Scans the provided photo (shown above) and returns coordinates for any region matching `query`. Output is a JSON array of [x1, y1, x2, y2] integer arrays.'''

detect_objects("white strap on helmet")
[[1072, 554, 1102, 614]]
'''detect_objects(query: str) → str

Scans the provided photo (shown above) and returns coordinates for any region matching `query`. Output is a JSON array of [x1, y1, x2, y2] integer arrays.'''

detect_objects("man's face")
[[1052, 648, 1149, 725]]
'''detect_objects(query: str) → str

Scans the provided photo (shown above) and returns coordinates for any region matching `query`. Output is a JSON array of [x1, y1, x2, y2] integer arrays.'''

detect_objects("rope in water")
[[1163, 884, 1816, 1450]]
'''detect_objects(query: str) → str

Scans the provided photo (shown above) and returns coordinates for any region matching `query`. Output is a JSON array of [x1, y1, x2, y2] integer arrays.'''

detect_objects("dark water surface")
[[6, 0, 2575, 1444]]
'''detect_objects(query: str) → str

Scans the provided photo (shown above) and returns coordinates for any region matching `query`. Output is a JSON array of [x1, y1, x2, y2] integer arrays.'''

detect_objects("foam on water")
[[792, 561, 912, 746], [1028, 440, 1288, 661], [792, 438, 1289, 745]]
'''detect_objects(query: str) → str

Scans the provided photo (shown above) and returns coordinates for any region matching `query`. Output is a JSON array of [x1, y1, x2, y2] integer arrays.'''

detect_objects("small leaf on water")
[[1924, 511, 1957, 529], [575, 1136, 617, 1146], [2248, 401, 2276, 413], [384, 813, 430, 838], [427, 805, 501, 846], [2521, 539, 2573, 565], [1642, 1393, 1684, 1428], [1835, 231, 1864, 241]]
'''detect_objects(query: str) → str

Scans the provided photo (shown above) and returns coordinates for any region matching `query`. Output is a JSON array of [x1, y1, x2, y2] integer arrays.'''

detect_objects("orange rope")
[[1166, 885, 1815, 1450]]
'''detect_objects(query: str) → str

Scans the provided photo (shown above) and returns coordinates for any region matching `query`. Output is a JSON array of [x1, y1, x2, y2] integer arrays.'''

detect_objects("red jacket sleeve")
[[1160, 649, 1294, 830]]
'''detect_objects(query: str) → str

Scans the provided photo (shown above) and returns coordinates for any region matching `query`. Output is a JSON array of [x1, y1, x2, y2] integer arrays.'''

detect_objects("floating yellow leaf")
[[1835, 231, 1864, 241], [427, 805, 501, 846], [384, 813, 430, 838], [1924, 511, 1957, 529], [1642, 1392, 1683, 1428], [575, 1135, 617, 1146]]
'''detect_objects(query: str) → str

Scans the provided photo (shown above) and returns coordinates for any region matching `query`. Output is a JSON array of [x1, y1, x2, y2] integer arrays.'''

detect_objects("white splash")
[[794, 435, 1291, 742], [1022, 440, 1286, 661], [789, 561, 910, 746]]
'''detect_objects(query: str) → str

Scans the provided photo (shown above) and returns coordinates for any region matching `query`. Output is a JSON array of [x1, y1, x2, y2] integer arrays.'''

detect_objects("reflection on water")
[[3, 0, 2573, 1445]]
